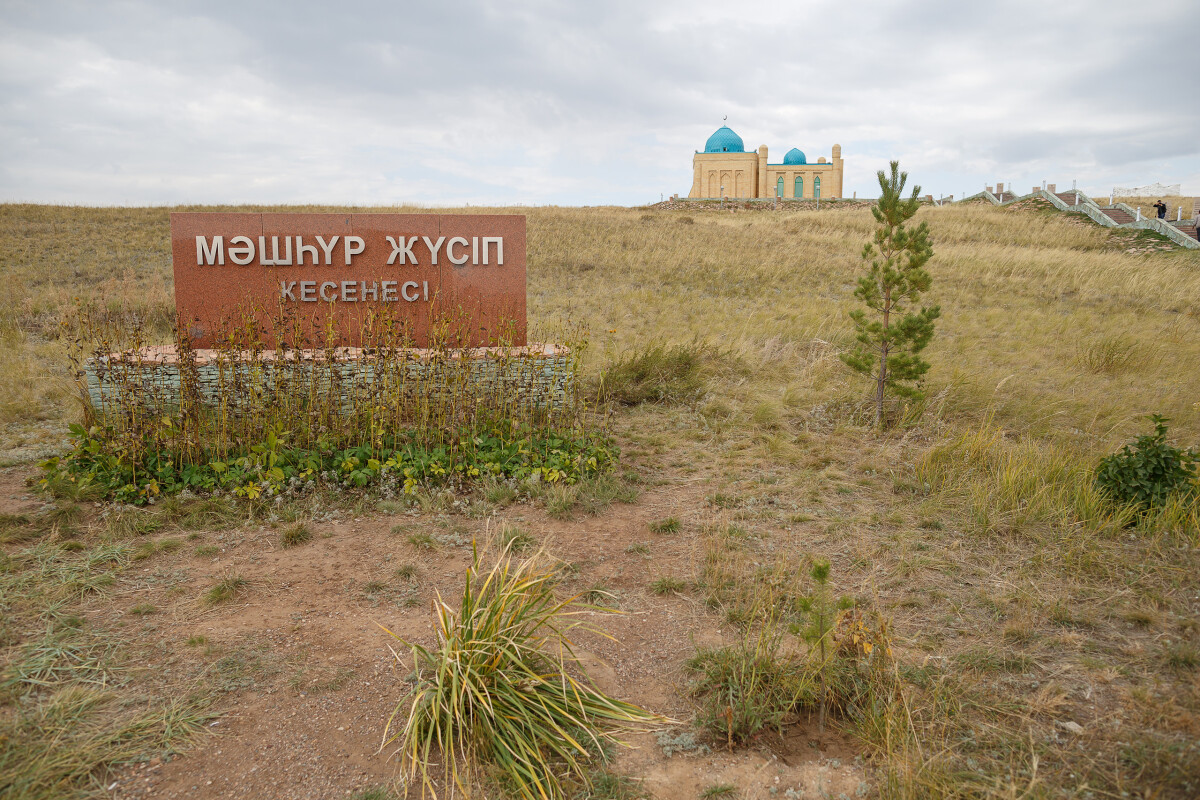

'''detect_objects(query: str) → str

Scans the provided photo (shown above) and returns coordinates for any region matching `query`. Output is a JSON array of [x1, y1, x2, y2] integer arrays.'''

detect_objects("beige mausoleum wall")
[[689, 152, 759, 198], [763, 166, 836, 198]]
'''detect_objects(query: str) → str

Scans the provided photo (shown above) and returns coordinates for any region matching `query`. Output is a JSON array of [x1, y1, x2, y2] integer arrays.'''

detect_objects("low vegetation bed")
[[39, 306, 614, 505], [42, 422, 616, 505]]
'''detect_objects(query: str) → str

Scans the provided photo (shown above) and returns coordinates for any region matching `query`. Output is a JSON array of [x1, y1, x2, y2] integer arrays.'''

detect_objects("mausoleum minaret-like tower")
[[757, 145, 768, 198], [831, 144, 843, 197]]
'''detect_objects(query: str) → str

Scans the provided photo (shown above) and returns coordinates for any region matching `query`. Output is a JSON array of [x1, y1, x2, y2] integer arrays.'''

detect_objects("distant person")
[[1153, 200, 1167, 220]]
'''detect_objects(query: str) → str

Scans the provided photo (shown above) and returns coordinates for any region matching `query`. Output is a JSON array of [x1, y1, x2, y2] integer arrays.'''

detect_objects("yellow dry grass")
[[1113, 195, 1197, 222], [2, 200, 1200, 796]]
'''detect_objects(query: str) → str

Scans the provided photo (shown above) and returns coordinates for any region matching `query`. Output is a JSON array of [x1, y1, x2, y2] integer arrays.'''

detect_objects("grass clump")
[[406, 532, 438, 550], [648, 517, 680, 534], [280, 523, 312, 548], [0, 688, 213, 798], [483, 479, 518, 507], [132, 538, 180, 561], [579, 769, 647, 800], [351, 789, 400, 800], [498, 524, 536, 553], [203, 575, 246, 606], [685, 626, 811, 746], [546, 474, 639, 520], [597, 342, 706, 405], [381, 548, 663, 800], [650, 576, 686, 596], [1077, 333, 1139, 374], [1, 629, 117, 694]]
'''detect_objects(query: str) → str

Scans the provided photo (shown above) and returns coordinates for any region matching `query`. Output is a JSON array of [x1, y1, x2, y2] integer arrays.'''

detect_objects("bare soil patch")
[[4, 468, 869, 800]]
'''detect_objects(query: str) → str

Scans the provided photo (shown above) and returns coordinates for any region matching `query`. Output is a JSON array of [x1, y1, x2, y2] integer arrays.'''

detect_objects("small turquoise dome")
[[704, 126, 745, 153], [783, 148, 807, 165]]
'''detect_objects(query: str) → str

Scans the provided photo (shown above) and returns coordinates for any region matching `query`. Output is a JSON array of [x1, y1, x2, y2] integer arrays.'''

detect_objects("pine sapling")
[[810, 559, 831, 732], [842, 161, 940, 428]]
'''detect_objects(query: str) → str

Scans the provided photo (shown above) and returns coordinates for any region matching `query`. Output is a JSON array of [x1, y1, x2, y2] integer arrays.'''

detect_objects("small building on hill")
[[688, 125, 844, 200]]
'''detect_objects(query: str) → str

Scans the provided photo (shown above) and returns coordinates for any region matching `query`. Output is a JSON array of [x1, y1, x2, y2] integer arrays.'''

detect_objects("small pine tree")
[[841, 161, 940, 428]]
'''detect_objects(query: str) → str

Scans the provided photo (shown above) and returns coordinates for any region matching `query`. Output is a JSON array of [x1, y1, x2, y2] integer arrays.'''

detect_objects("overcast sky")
[[1, 0, 1196, 206]]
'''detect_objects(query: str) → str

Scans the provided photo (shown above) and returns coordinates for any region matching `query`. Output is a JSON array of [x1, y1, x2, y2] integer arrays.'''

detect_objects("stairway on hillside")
[[1101, 207, 1135, 224], [1054, 191, 1086, 206], [957, 185, 1199, 248], [1171, 221, 1198, 240]]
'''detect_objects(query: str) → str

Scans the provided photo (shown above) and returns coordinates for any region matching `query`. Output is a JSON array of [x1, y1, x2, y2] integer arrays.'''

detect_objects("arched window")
[[709, 172, 717, 197], [794, 176, 803, 199], [814, 176, 821, 199], [776, 176, 784, 197]]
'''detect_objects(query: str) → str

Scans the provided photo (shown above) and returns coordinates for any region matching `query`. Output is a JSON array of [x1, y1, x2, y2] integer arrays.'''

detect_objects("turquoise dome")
[[783, 148, 807, 165], [704, 126, 745, 153]]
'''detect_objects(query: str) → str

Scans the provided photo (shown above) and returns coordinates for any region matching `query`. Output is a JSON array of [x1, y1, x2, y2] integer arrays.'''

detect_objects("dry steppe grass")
[[1, 200, 1199, 798]]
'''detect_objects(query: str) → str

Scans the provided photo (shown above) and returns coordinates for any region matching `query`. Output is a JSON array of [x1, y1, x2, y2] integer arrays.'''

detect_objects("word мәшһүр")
[[193, 234, 508, 306], [194, 234, 507, 267]]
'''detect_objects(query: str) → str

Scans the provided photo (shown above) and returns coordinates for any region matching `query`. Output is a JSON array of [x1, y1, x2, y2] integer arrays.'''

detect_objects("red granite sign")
[[170, 212, 526, 347]]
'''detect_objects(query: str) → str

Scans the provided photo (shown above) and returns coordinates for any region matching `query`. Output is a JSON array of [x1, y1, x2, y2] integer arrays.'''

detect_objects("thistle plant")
[[841, 161, 940, 429]]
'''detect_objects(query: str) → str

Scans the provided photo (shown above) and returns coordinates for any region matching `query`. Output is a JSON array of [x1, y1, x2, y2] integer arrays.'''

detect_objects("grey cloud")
[[0, 0, 1197, 204]]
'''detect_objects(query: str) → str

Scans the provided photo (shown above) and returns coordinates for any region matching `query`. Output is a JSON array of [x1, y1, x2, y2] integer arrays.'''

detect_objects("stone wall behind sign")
[[171, 213, 526, 348]]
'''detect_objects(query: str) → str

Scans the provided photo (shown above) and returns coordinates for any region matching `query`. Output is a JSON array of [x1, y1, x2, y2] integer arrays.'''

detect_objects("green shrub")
[[598, 343, 705, 405], [381, 548, 661, 800], [1096, 415, 1198, 512]]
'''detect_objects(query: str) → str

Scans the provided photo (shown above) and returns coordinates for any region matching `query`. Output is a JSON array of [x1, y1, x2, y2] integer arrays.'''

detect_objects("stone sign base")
[[82, 343, 574, 415]]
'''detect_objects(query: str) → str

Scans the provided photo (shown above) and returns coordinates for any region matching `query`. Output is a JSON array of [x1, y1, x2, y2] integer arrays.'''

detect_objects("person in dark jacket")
[[1153, 200, 1167, 219]]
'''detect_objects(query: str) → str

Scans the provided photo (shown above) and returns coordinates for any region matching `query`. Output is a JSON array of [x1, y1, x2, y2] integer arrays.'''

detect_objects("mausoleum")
[[688, 125, 844, 200]]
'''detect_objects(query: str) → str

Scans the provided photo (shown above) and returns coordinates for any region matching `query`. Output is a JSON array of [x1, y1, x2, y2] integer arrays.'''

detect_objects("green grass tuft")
[[203, 575, 247, 605], [381, 550, 663, 800], [499, 524, 537, 553], [650, 576, 686, 595], [597, 342, 706, 405], [280, 523, 312, 548], [407, 532, 439, 550], [649, 517, 680, 534]]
